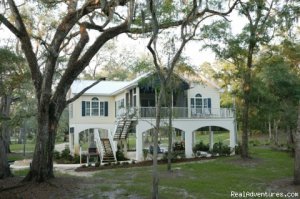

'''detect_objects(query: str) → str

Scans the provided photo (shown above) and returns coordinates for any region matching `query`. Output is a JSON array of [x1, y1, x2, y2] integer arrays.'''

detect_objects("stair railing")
[[108, 129, 117, 161], [94, 130, 104, 163]]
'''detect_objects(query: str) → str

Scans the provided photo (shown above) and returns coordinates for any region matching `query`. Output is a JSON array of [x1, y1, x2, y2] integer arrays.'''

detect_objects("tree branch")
[[146, 0, 164, 81], [52, 21, 129, 106], [0, 14, 22, 37], [6, 0, 42, 94], [67, 24, 89, 67], [66, 77, 106, 105]]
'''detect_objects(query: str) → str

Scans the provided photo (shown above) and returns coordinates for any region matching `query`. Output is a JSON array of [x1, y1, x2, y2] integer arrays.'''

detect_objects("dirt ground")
[[1, 157, 300, 199], [0, 176, 81, 199], [1, 175, 300, 199]]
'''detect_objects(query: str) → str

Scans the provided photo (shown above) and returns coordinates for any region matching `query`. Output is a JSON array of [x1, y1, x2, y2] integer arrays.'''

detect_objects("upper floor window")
[[82, 98, 108, 117], [91, 97, 99, 116], [191, 93, 211, 115], [191, 93, 202, 109]]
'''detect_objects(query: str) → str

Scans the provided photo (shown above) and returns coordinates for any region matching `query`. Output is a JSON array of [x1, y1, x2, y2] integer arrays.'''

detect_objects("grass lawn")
[[10, 143, 35, 153], [64, 147, 294, 198]]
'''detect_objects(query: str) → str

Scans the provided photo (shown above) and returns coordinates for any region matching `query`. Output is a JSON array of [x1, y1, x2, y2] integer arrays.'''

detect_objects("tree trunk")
[[167, 90, 173, 172], [294, 104, 300, 185], [274, 120, 279, 146], [287, 126, 295, 156], [152, 88, 163, 199], [1, 95, 12, 153], [241, 69, 250, 159], [0, 139, 12, 179], [268, 118, 272, 142], [23, 101, 59, 182]]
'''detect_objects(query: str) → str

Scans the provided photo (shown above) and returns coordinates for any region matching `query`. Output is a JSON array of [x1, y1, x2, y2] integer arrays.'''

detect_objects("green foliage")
[[61, 147, 72, 161], [173, 141, 185, 151], [53, 150, 60, 160], [193, 141, 209, 152], [234, 143, 241, 155], [212, 141, 231, 156], [142, 149, 149, 160], [116, 149, 126, 161]]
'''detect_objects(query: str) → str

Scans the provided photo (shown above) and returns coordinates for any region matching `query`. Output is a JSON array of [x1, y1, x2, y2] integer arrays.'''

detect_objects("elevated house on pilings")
[[68, 72, 237, 163]]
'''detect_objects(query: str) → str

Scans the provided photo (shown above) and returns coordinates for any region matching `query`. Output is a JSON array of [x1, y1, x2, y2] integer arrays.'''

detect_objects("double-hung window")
[[91, 97, 99, 116], [191, 93, 211, 116], [82, 98, 108, 117]]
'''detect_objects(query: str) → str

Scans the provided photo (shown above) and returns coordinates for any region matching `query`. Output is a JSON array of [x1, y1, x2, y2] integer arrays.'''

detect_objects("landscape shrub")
[[116, 150, 127, 161], [193, 141, 209, 153], [73, 155, 80, 163], [61, 147, 72, 161], [235, 143, 241, 155], [53, 150, 60, 160], [173, 141, 185, 151], [143, 149, 149, 160], [213, 141, 231, 156]]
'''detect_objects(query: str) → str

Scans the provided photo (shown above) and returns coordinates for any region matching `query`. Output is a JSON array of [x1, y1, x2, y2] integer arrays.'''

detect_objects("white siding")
[[70, 95, 116, 125]]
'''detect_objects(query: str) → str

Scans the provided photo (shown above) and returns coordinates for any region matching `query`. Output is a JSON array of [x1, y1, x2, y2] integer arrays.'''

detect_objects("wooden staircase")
[[113, 116, 136, 141], [101, 138, 115, 163]]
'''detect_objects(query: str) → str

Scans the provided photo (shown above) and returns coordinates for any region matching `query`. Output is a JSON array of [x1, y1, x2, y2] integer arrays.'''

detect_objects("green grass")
[[194, 131, 230, 145], [10, 143, 35, 153], [80, 147, 293, 198], [8, 153, 33, 161], [12, 169, 29, 177]]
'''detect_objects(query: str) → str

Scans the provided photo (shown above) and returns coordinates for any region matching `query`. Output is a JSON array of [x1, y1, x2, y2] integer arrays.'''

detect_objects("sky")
[[0, 2, 245, 72], [112, 10, 245, 69]]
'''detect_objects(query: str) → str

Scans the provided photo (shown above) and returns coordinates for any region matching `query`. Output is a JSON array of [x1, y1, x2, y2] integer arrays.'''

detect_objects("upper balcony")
[[117, 107, 235, 119]]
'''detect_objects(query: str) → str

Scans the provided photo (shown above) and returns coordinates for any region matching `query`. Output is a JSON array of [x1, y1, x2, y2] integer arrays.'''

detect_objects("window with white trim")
[[91, 97, 99, 116], [82, 98, 108, 117]]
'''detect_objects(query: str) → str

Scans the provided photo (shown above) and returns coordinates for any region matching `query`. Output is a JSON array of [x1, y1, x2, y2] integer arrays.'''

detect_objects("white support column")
[[209, 126, 214, 151], [136, 126, 143, 161], [185, 130, 193, 158], [229, 130, 236, 149], [136, 87, 140, 117]]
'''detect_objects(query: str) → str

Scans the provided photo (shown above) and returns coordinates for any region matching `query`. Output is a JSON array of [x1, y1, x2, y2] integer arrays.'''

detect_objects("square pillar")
[[209, 131, 214, 150], [185, 131, 193, 158], [209, 126, 214, 151], [136, 127, 143, 161], [229, 130, 236, 149]]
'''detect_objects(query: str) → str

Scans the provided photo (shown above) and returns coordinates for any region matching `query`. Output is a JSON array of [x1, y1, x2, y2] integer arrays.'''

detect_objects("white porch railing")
[[139, 107, 234, 118], [94, 130, 104, 163], [116, 107, 138, 119], [108, 130, 117, 161]]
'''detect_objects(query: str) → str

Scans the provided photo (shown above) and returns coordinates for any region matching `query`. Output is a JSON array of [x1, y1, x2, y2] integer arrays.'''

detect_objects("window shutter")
[[82, 101, 85, 116], [105, 101, 108, 116], [191, 98, 194, 107], [208, 98, 211, 108]]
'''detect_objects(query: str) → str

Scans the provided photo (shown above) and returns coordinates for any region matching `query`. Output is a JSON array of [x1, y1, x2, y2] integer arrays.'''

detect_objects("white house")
[[68, 72, 237, 162]]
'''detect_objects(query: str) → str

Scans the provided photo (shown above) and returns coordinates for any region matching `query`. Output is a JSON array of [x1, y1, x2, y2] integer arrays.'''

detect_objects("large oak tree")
[[0, 0, 237, 183]]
